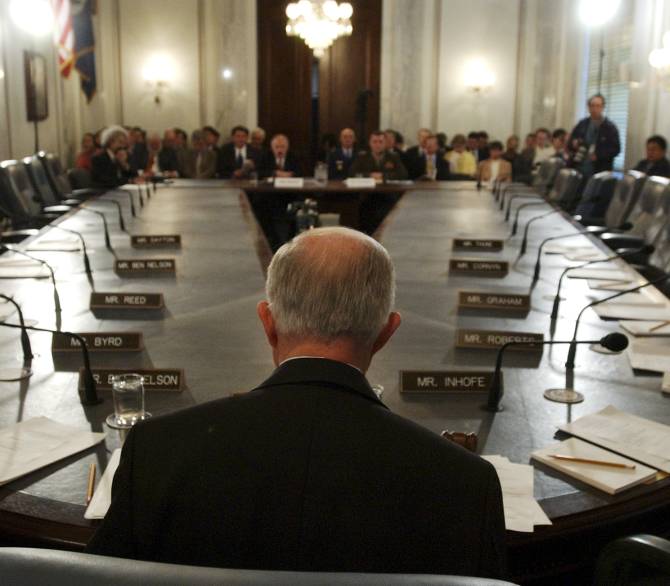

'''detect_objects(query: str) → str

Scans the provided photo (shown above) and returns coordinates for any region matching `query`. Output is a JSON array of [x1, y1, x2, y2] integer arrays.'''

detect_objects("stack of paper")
[[588, 279, 636, 291], [620, 320, 670, 337], [0, 258, 50, 279], [532, 437, 656, 494], [594, 303, 670, 321], [481, 455, 552, 532], [568, 267, 633, 281], [543, 241, 599, 256], [85, 448, 121, 519], [559, 405, 670, 473], [627, 338, 670, 372]]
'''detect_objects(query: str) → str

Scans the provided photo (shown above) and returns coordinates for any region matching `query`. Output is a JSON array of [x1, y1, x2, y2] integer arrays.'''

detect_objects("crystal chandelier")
[[285, 0, 353, 58]]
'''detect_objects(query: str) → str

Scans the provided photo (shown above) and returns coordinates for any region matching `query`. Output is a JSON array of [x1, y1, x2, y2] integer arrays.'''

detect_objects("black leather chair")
[[500, 158, 566, 218], [595, 534, 670, 586], [572, 170, 620, 219], [0, 548, 518, 586], [23, 155, 79, 208], [545, 168, 583, 212], [576, 170, 646, 229], [37, 151, 103, 199]]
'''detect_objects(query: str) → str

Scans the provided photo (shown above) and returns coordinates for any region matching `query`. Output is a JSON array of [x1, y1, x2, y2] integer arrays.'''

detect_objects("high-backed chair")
[[37, 151, 103, 199], [0, 548, 518, 586], [572, 170, 620, 219], [501, 158, 566, 218], [576, 170, 646, 229], [545, 168, 583, 212], [595, 534, 670, 586], [23, 155, 66, 207]]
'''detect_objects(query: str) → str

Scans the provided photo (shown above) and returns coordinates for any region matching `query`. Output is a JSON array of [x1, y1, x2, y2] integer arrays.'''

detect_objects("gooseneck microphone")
[[486, 333, 629, 411], [550, 245, 654, 320], [0, 321, 101, 405], [80, 208, 116, 256], [137, 184, 144, 208], [565, 275, 670, 370], [505, 192, 542, 218], [127, 190, 137, 217], [519, 209, 561, 254], [0, 294, 32, 360], [510, 202, 552, 236], [49, 225, 94, 286], [90, 199, 127, 233]]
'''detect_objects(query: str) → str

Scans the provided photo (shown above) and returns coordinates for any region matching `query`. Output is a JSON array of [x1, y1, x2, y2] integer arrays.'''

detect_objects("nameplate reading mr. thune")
[[400, 371, 498, 394], [90, 292, 164, 310], [78, 368, 184, 392], [449, 258, 508, 278], [52, 332, 143, 352], [458, 291, 530, 313], [452, 239, 504, 252], [131, 234, 182, 249], [114, 259, 176, 277]]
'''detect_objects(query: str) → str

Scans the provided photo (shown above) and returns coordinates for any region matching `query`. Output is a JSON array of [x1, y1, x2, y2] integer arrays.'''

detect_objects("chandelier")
[[285, 0, 353, 58]]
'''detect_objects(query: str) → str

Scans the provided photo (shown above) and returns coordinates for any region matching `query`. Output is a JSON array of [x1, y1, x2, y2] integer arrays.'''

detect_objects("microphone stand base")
[[543, 388, 584, 404], [589, 343, 622, 355], [0, 366, 33, 381]]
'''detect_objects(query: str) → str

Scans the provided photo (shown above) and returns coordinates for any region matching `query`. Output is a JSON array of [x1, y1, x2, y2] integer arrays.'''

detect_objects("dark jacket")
[[157, 148, 179, 173], [634, 157, 670, 178], [327, 147, 357, 180], [569, 117, 621, 173], [217, 143, 262, 179], [349, 151, 408, 180], [258, 151, 302, 178], [91, 151, 134, 188], [86, 358, 506, 578], [414, 152, 451, 180]]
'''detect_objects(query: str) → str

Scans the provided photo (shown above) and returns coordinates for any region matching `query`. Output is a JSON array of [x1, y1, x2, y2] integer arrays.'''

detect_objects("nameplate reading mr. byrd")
[[114, 259, 176, 276], [455, 329, 544, 350], [90, 292, 164, 310], [458, 291, 530, 312], [400, 371, 498, 393], [52, 332, 143, 352], [79, 368, 184, 392], [449, 258, 508, 277], [452, 239, 504, 252], [130, 235, 181, 249]]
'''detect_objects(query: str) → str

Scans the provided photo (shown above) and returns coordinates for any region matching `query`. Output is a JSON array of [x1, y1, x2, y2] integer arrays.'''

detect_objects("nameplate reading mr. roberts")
[[449, 258, 508, 278], [90, 292, 165, 310], [131, 234, 182, 249], [455, 329, 544, 350], [458, 291, 530, 312], [114, 259, 176, 276], [52, 332, 143, 352], [400, 371, 498, 394], [79, 368, 185, 392], [452, 239, 504, 252]]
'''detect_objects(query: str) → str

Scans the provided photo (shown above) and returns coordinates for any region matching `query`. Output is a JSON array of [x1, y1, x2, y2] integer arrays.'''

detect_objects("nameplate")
[[114, 258, 176, 276], [449, 258, 508, 277], [130, 234, 182, 249], [79, 368, 185, 392], [344, 177, 376, 189], [455, 329, 544, 350], [452, 239, 504, 252], [458, 291, 531, 312], [90, 292, 165, 310], [52, 332, 143, 352], [400, 370, 497, 393], [274, 177, 304, 189]]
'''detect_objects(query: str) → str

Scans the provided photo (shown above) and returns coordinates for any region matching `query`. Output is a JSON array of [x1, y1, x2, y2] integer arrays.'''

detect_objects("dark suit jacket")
[[415, 152, 451, 180], [217, 143, 262, 178], [349, 151, 408, 180], [128, 143, 149, 173], [91, 151, 134, 188], [569, 117, 621, 173], [402, 145, 423, 179], [157, 148, 179, 173], [327, 147, 356, 180], [634, 157, 670, 178], [86, 358, 506, 578], [258, 151, 302, 178]]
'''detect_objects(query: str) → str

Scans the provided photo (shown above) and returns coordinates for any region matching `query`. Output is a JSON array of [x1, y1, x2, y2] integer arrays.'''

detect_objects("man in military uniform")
[[349, 131, 408, 181]]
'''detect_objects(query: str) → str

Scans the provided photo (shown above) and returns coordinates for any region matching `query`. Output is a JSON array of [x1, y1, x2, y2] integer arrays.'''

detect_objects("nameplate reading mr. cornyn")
[[449, 259, 508, 277]]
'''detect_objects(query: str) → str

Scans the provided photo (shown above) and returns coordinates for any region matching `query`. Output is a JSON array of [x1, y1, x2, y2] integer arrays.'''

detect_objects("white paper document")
[[85, 448, 121, 520], [568, 268, 632, 281], [620, 320, 670, 337], [627, 338, 670, 373], [588, 279, 636, 292], [559, 405, 670, 473], [0, 258, 50, 279], [594, 304, 670, 321], [543, 241, 598, 255], [0, 417, 105, 486]]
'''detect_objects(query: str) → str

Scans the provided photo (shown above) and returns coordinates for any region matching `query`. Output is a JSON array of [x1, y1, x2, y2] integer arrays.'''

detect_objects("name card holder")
[[114, 258, 176, 277], [400, 370, 498, 394], [90, 292, 165, 310], [344, 177, 376, 189], [458, 291, 530, 314], [131, 235, 182, 249], [455, 329, 544, 350], [52, 332, 143, 352], [274, 177, 304, 189], [449, 258, 509, 278], [452, 239, 504, 252], [79, 368, 185, 392]]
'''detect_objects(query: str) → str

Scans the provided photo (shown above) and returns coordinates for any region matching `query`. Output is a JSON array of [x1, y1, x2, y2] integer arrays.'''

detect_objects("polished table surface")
[[0, 180, 668, 583]]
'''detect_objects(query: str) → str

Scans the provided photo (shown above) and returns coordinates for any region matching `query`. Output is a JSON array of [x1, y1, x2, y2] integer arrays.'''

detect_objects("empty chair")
[[501, 158, 566, 218], [37, 151, 103, 199], [23, 155, 63, 207], [546, 168, 583, 212], [595, 534, 670, 586], [573, 170, 620, 219]]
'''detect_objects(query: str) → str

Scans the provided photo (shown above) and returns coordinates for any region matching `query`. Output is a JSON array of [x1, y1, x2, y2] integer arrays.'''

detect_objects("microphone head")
[[639, 244, 655, 255], [618, 221, 633, 231], [599, 332, 629, 352]]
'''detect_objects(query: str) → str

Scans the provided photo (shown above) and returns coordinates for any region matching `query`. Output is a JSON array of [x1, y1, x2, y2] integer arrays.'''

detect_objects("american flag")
[[52, 0, 74, 78]]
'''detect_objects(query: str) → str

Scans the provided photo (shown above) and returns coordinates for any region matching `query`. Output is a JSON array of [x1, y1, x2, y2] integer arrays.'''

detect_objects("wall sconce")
[[142, 54, 175, 104], [649, 32, 670, 72], [222, 68, 233, 80], [9, 0, 54, 36], [464, 59, 495, 94]]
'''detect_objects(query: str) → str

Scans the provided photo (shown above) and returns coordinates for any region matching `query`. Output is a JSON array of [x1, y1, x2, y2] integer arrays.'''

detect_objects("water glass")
[[106, 373, 151, 429]]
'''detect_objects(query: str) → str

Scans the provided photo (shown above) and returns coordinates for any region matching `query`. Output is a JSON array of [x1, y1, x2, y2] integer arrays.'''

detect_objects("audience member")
[[91, 125, 135, 188], [436, 132, 449, 152], [259, 134, 302, 178], [634, 135, 670, 177], [416, 134, 450, 180], [156, 129, 179, 176], [75, 132, 97, 171], [514, 132, 536, 181], [478, 140, 512, 185], [181, 130, 217, 179], [477, 131, 490, 161], [384, 129, 403, 156], [327, 128, 357, 180], [250, 127, 267, 153], [174, 128, 188, 150], [552, 128, 567, 158], [466, 131, 484, 163], [445, 134, 477, 178], [203, 126, 221, 152], [127, 126, 149, 173], [403, 128, 431, 179], [217, 125, 261, 179], [349, 130, 408, 181], [532, 127, 554, 168], [502, 135, 519, 164]]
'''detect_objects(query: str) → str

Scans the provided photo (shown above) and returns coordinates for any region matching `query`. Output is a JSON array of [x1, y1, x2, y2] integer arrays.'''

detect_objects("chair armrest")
[[71, 188, 107, 198], [574, 215, 606, 227], [42, 205, 72, 214], [614, 248, 652, 266], [0, 229, 39, 243], [599, 234, 645, 250], [595, 534, 670, 586]]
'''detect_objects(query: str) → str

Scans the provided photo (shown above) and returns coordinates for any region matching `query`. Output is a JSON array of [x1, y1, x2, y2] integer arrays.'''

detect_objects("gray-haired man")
[[87, 227, 506, 578]]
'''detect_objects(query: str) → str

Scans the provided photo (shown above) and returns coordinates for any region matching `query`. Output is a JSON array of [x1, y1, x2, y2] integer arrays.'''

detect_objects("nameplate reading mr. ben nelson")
[[114, 259, 176, 276], [131, 234, 182, 249], [452, 239, 504, 252], [52, 332, 143, 352], [79, 368, 184, 392], [400, 371, 498, 393], [449, 259, 508, 277], [458, 291, 530, 312], [90, 292, 164, 310]]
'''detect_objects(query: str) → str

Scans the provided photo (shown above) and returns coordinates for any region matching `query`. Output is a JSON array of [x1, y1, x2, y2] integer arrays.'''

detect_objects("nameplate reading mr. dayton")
[[449, 259, 508, 277], [90, 292, 164, 310], [131, 235, 182, 249], [458, 291, 530, 312], [52, 332, 143, 352], [455, 329, 544, 350], [452, 239, 504, 252], [400, 371, 498, 393], [114, 259, 176, 276], [79, 368, 184, 392]]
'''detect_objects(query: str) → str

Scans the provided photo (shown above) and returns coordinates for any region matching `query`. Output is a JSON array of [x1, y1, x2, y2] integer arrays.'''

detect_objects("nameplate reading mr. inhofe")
[[90, 292, 165, 310], [458, 291, 530, 312], [455, 330, 544, 350], [400, 371, 497, 393], [449, 258, 508, 277], [452, 239, 504, 252], [52, 332, 143, 352], [79, 368, 184, 392], [114, 259, 176, 276], [131, 235, 182, 249]]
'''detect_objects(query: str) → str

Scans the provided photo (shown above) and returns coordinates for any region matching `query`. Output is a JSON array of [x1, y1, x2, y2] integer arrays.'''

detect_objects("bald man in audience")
[[259, 134, 302, 178], [250, 127, 267, 153], [327, 127, 357, 179], [87, 227, 506, 579]]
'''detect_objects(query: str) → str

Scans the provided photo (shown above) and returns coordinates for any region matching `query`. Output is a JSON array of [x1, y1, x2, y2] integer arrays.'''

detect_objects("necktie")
[[277, 158, 284, 170], [426, 156, 435, 176], [236, 150, 244, 169]]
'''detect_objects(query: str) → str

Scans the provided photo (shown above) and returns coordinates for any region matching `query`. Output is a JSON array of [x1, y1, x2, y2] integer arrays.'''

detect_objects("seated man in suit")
[[86, 227, 506, 578], [91, 125, 136, 188], [478, 141, 512, 186], [327, 127, 357, 180], [154, 129, 179, 177], [217, 125, 261, 179], [349, 130, 408, 181], [259, 134, 302, 178], [180, 130, 217, 179], [415, 134, 450, 181], [203, 125, 221, 153], [402, 128, 431, 179], [634, 135, 670, 178]]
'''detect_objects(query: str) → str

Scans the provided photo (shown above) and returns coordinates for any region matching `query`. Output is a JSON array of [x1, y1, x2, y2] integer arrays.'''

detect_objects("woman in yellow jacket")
[[445, 134, 477, 178]]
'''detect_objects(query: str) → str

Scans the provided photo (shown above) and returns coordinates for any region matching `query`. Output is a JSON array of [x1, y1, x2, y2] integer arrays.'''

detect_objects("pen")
[[649, 320, 670, 333], [549, 454, 636, 469], [86, 462, 96, 504]]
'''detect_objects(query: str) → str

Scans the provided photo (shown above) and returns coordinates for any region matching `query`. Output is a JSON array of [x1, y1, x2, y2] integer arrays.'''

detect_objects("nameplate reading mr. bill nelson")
[[131, 234, 182, 249], [114, 259, 176, 276], [458, 291, 530, 312], [449, 259, 508, 278], [452, 239, 504, 252], [455, 329, 544, 350], [79, 368, 184, 392], [52, 332, 143, 352], [90, 292, 165, 310], [400, 371, 498, 394]]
